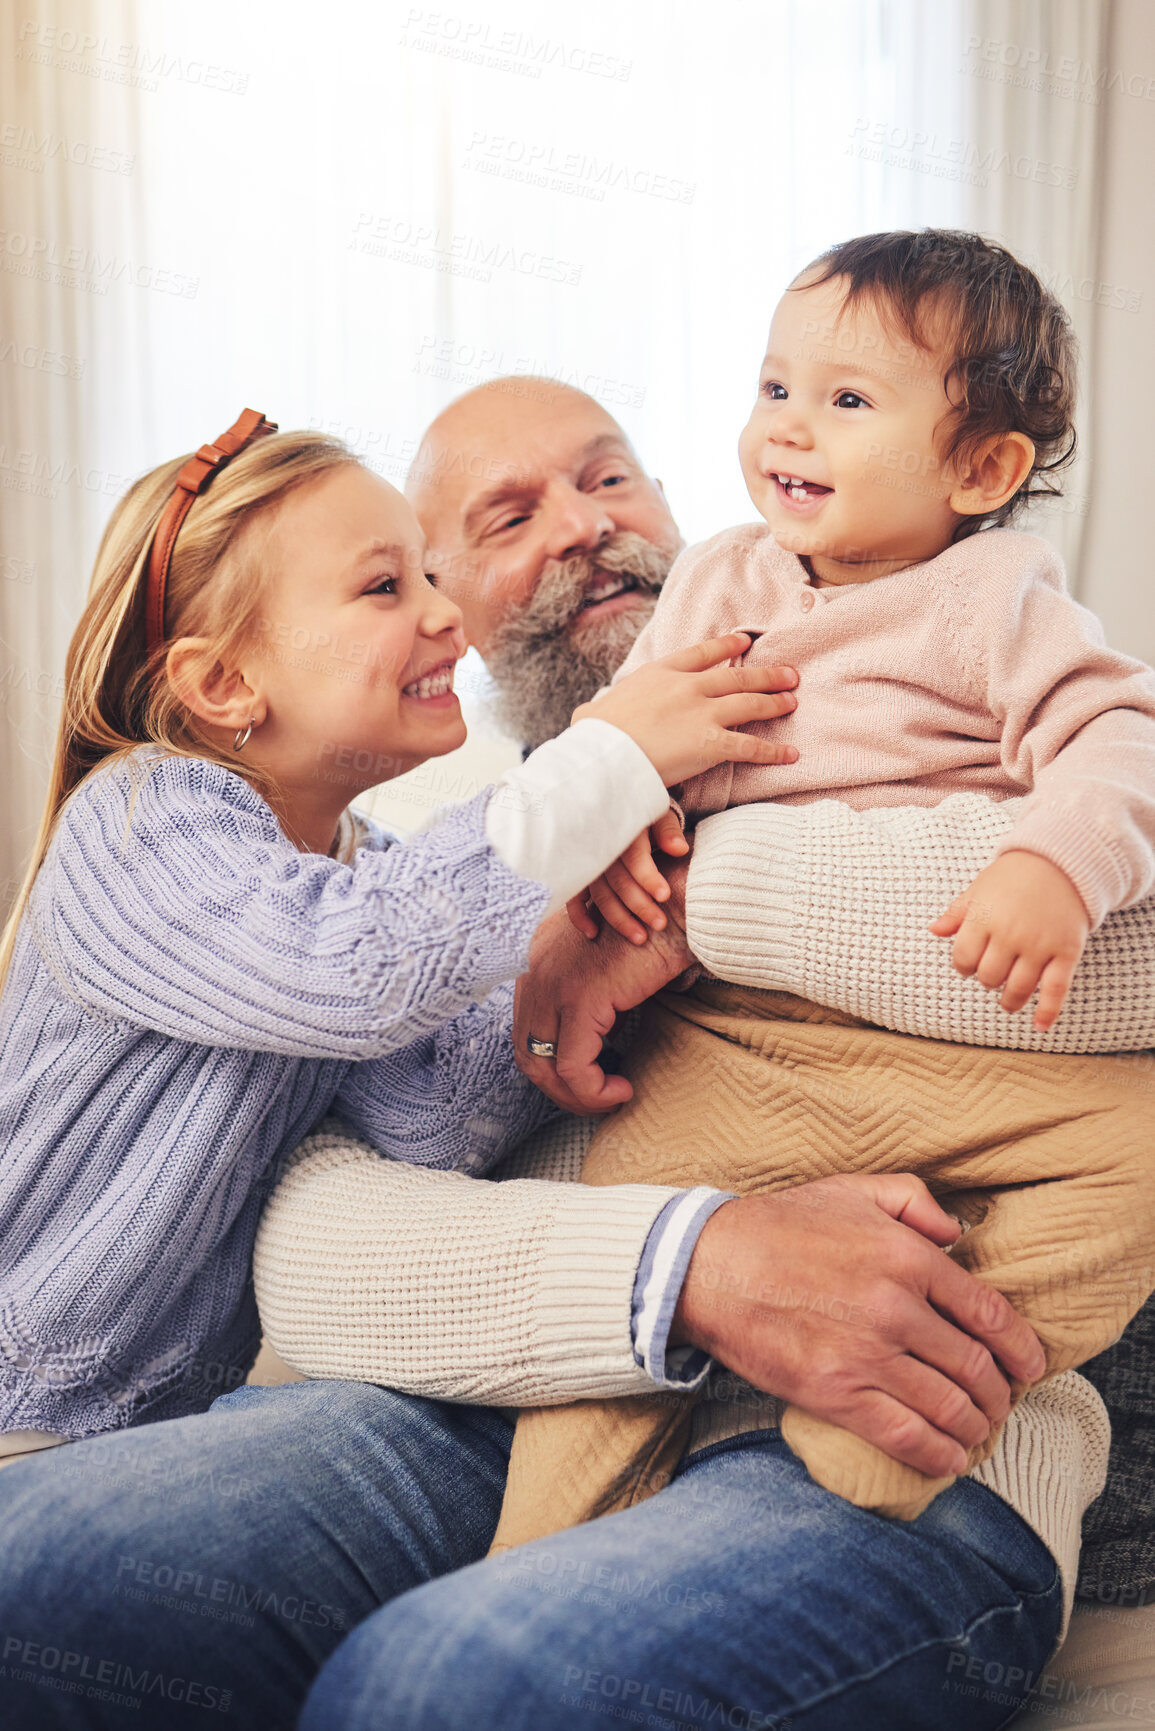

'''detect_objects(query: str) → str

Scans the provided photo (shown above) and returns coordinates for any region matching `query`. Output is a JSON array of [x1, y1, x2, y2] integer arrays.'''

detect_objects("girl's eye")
[[835, 391, 869, 409], [761, 382, 788, 400]]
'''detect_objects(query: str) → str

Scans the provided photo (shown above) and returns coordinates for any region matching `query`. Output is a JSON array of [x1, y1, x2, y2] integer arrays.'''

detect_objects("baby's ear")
[[949, 431, 1035, 518]]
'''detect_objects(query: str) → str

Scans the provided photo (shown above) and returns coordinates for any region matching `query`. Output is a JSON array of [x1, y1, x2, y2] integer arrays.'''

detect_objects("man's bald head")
[[405, 373, 680, 637], [406, 376, 602, 535], [403, 376, 682, 746]]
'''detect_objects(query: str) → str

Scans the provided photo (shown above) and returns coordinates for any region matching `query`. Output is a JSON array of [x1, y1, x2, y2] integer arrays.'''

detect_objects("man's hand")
[[516, 859, 692, 1113], [929, 849, 1091, 1030], [567, 807, 690, 945], [672, 1175, 1047, 1481]]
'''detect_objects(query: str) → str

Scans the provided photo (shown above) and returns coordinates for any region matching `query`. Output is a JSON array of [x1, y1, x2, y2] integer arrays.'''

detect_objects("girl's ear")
[[166, 638, 262, 731], [949, 431, 1035, 519]]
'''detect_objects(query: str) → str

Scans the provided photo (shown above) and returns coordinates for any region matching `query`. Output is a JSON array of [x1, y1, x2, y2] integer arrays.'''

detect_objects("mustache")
[[482, 531, 679, 750], [488, 532, 673, 653]]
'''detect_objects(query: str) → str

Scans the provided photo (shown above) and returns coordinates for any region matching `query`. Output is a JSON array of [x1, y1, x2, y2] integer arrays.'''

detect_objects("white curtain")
[[960, 0, 1110, 573], [0, 0, 145, 911], [0, 0, 1125, 903]]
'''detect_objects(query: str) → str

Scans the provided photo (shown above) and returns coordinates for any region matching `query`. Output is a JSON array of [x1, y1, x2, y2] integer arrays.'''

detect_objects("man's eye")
[[495, 514, 530, 532], [761, 381, 788, 399], [835, 391, 869, 408], [598, 473, 629, 488]]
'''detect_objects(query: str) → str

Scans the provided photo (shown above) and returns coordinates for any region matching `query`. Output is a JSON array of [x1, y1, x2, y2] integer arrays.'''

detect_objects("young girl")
[[491, 229, 1155, 1551], [0, 412, 798, 1458]]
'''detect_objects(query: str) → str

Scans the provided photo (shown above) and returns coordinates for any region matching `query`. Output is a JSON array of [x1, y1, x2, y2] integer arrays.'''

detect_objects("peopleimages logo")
[[398, 9, 632, 82], [0, 446, 136, 501], [464, 131, 695, 204], [847, 118, 1078, 189], [962, 34, 1155, 102], [0, 230, 199, 298], [350, 212, 582, 287], [1, 1634, 232, 1713], [0, 338, 85, 379], [113, 1556, 348, 1631], [14, 21, 250, 95], [0, 123, 134, 175]]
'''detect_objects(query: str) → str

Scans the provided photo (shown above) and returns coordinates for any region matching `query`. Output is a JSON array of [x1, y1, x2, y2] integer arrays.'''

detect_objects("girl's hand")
[[567, 807, 690, 944], [575, 633, 799, 789], [928, 850, 1091, 1030]]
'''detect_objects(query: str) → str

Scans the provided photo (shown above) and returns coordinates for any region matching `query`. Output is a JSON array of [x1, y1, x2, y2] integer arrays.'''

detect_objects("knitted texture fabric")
[[0, 746, 558, 1440], [257, 1112, 1109, 1645], [1078, 1299, 1155, 1608], [491, 984, 1154, 1551], [255, 1115, 682, 1406], [686, 794, 1155, 1054], [612, 524, 1155, 928], [496, 517, 1155, 1566], [252, 790, 1143, 1639], [688, 800, 1155, 1621]]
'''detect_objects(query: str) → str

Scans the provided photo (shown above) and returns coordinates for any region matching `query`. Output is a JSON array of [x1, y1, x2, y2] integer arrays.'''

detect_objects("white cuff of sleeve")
[[484, 718, 670, 910]]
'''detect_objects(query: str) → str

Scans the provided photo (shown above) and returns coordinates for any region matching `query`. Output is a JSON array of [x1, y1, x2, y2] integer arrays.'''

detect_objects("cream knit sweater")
[[256, 791, 1148, 1642]]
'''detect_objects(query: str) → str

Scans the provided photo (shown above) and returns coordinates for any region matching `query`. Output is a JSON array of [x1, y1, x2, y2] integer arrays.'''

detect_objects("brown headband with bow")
[[144, 407, 278, 656]]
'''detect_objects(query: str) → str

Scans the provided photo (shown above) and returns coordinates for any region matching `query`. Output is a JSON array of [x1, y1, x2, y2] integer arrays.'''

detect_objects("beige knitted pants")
[[492, 982, 1155, 1552]]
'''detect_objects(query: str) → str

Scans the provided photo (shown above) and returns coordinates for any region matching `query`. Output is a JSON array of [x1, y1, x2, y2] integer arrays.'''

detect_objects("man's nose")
[[544, 484, 616, 561]]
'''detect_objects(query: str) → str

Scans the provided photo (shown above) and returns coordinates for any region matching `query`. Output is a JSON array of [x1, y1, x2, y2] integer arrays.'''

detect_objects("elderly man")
[[406, 375, 684, 749], [0, 381, 1146, 1731]]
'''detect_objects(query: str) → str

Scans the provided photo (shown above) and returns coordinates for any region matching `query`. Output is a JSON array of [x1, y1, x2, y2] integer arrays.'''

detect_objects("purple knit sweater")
[[0, 746, 559, 1440]]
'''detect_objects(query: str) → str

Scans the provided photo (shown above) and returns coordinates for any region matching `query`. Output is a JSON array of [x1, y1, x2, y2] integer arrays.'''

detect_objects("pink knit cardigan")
[[612, 524, 1155, 928]]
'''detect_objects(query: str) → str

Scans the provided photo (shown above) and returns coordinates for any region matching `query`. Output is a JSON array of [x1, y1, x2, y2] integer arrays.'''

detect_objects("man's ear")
[[949, 431, 1035, 519], [165, 637, 263, 732]]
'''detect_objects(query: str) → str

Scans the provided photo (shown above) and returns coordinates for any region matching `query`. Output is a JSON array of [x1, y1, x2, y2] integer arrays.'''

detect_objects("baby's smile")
[[768, 471, 835, 513], [739, 273, 966, 584]]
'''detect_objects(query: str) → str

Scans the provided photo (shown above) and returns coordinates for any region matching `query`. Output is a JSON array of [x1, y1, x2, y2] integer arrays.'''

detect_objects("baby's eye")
[[367, 575, 399, 596], [424, 572, 439, 589], [761, 381, 788, 400], [598, 473, 628, 488], [835, 391, 869, 409]]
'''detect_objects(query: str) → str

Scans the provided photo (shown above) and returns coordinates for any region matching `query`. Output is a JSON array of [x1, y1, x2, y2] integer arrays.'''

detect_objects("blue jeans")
[[0, 1382, 1060, 1730]]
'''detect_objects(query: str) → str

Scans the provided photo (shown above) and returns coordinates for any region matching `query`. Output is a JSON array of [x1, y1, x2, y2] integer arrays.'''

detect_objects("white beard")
[[483, 532, 676, 749]]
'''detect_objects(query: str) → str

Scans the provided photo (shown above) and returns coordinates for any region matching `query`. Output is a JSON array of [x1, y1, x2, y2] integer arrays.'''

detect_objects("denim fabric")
[[0, 1380, 512, 1729], [0, 1384, 1060, 1731], [302, 1429, 1062, 1731]]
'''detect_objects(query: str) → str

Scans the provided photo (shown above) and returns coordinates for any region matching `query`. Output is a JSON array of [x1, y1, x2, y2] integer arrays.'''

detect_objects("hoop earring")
[[233, 717, 257, 752]]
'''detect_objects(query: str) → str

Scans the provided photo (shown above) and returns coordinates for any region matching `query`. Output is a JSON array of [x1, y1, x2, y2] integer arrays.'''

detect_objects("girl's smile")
[[223, 464, 469, 853], [401, 656, 460, 705]]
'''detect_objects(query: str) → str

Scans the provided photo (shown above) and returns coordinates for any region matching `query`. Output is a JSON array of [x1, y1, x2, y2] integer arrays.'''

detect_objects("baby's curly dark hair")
[[795, 229, 1077, 539]]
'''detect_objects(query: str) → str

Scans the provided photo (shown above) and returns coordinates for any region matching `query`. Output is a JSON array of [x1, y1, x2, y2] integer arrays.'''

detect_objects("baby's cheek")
[[737, 417, 766, 481]]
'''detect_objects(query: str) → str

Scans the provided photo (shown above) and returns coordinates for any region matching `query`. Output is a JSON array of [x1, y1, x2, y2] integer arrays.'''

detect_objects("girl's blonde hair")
[[0, 429, 361, 993]]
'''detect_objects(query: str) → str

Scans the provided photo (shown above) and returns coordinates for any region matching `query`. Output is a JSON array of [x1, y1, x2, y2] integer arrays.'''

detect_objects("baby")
[[492, 228, 1155, 1552]]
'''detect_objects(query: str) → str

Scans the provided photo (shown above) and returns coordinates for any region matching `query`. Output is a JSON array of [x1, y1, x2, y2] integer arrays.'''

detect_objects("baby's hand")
[[566, 807, 690, 945], [928, 850, 1091, 1030]]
